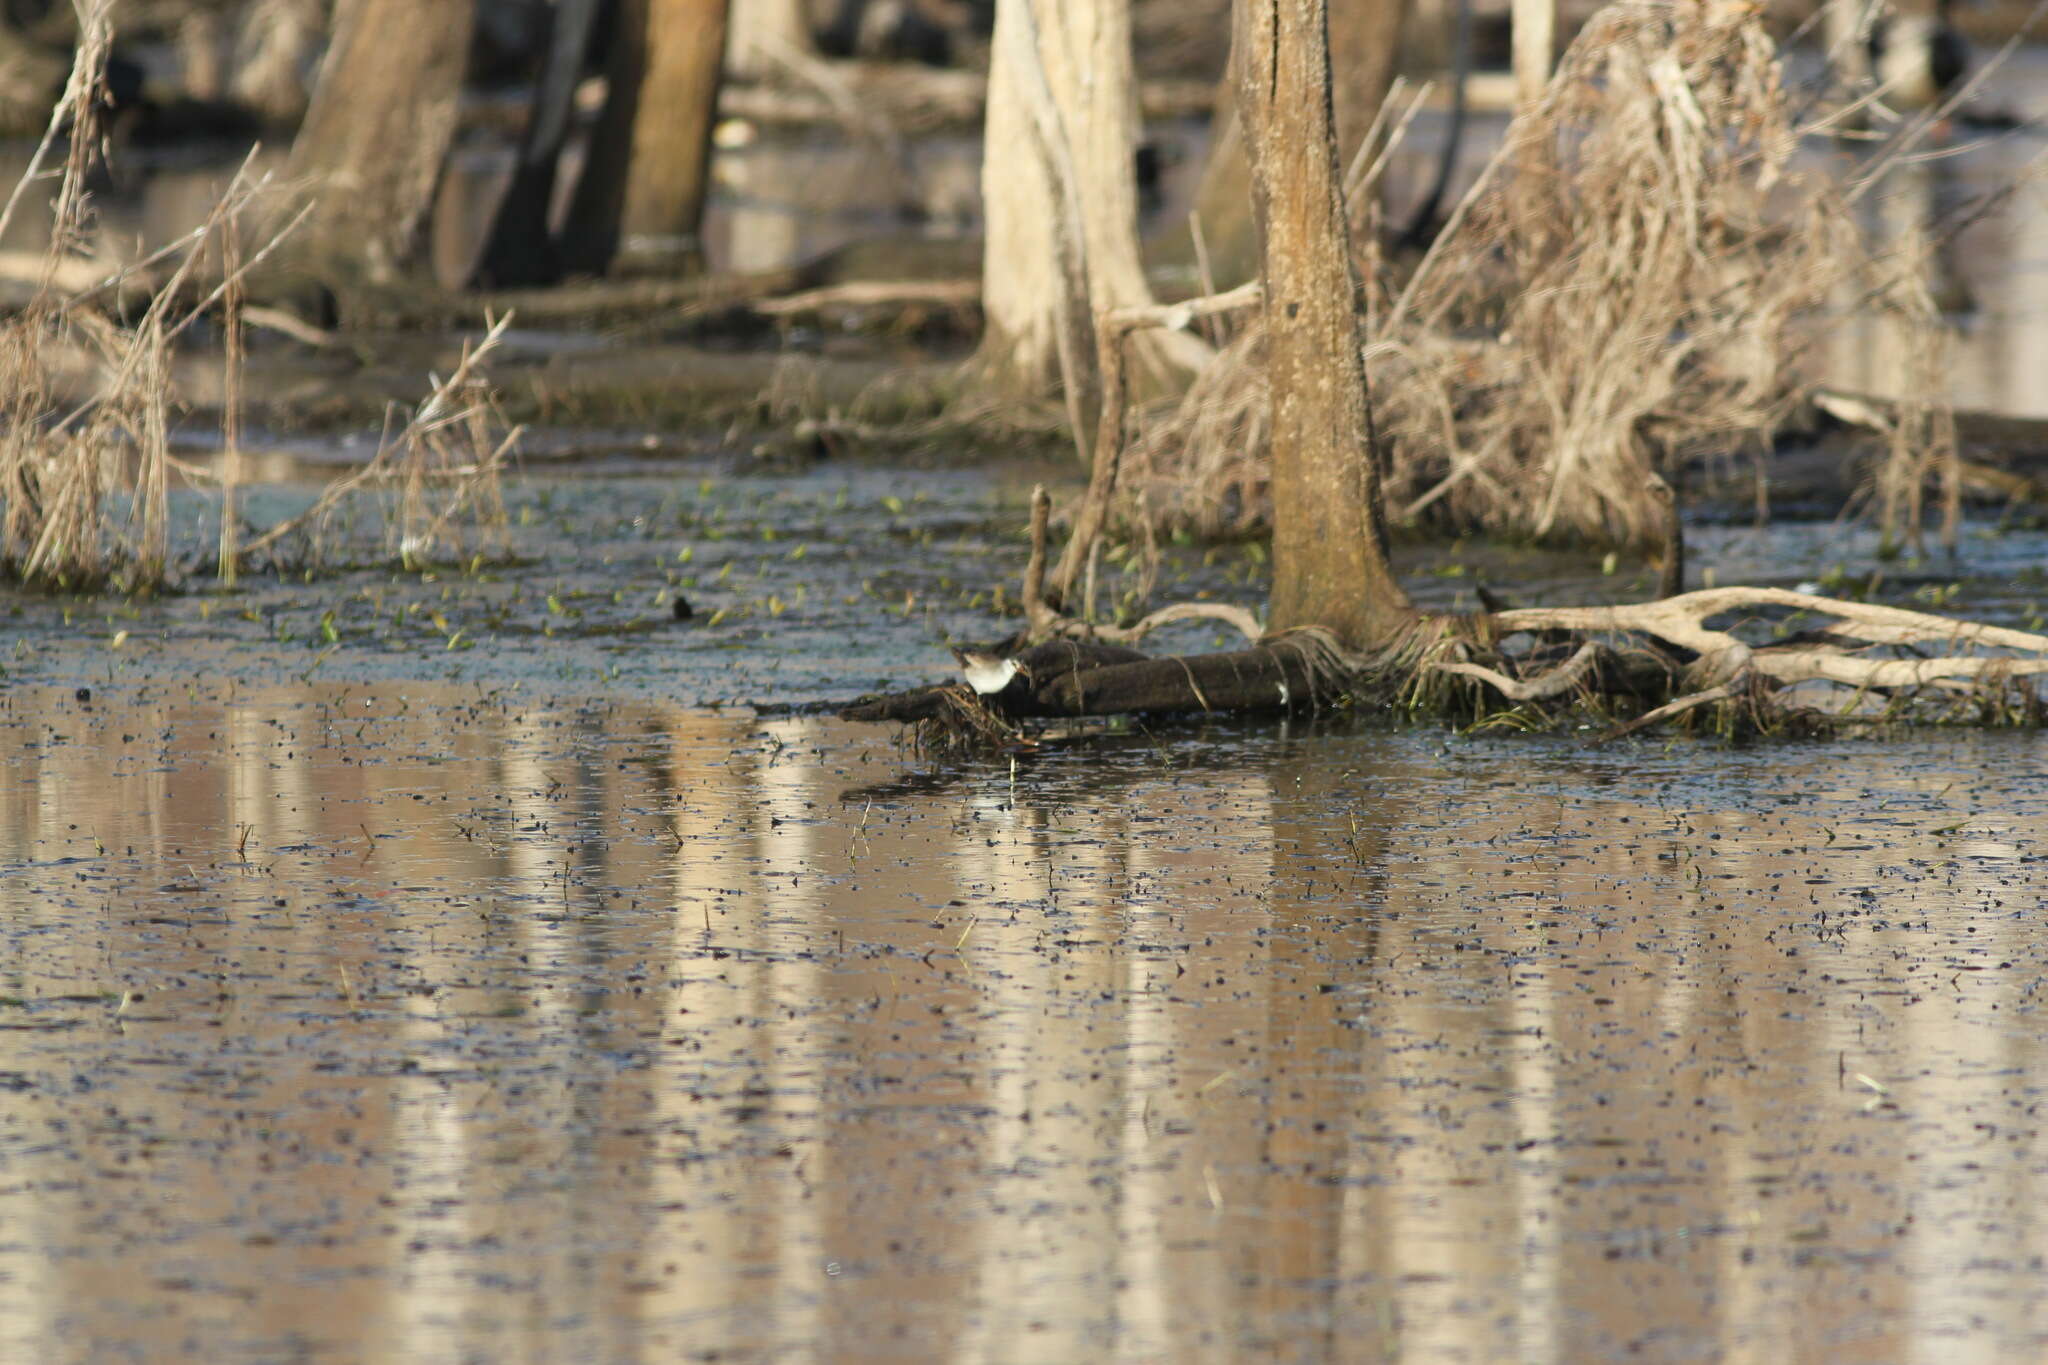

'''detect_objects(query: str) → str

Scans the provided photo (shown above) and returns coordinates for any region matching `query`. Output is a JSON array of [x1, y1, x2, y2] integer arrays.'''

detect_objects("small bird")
[[950, 646, 1022, 697], [948, 639, 1151, 714], [1869, 0, 1968, 113]]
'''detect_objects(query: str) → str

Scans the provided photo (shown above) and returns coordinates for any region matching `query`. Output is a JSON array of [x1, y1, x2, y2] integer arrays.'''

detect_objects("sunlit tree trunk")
[[1184, 0, 1409, 288], [563, 0, 729, 277], [1512, 0, 1554, 115], [285, 0, 474, 286], [1235, 0, 1415, 646], [972, 0, 1208, 421], [726, 0, 813, 79]]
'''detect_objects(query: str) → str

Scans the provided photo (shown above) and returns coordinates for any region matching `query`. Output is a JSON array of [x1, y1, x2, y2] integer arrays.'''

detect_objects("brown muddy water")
[[3, 458, 2048, 1362], [6, 684, 2048, 1363]]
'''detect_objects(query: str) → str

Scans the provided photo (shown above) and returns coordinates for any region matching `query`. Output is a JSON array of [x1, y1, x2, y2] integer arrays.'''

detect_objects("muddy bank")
[[4, 457, 2044, 708]]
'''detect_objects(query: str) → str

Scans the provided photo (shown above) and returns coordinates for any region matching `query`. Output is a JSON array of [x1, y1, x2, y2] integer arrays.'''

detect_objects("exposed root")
[[1596, 679, 1742, 744], [1490, 587, 2048, 692], [1439, 642, 1604, 702]]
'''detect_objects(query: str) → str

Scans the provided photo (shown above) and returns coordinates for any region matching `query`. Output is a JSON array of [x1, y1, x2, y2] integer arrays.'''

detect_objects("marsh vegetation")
[[7, 0, 2048, 1359]]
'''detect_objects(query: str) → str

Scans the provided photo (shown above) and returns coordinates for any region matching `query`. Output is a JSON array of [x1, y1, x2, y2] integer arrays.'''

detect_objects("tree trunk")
[[284, 0, 475, 287], [563, 0, 729, 278], [471, 0, 604, 288], [231, 0, 328, 127], [178, 8, 227, 102], [725, 0, 814, 79], [1178, 0, 1409, 289], [1235, 0, 1415, 648], [970, 0, 1209, 420], [1511, 0, 1554, 116], [0, 18, 67, 137]]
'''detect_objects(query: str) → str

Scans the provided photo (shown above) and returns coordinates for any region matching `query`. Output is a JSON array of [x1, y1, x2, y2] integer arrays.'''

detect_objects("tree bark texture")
[[1184, 0, 1409, 288], [971, 0, 1208, 413], [1234, 0, 1416, 648], [564, 0, 729, 277], [231, 0, 327, 125], [284, 0, 475, 286], [1511, 0, 1554, 115], [725, 0, 814, 78]]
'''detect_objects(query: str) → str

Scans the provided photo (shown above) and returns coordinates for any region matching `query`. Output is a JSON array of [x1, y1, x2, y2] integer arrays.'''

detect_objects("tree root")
[[1489, 587, 2048, 692], [837, 293, 2048, 751], [1594, 680, 1741, 744]]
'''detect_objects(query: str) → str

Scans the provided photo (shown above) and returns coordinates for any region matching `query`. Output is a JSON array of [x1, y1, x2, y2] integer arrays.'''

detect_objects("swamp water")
[[2, 462, 2048, 1361]]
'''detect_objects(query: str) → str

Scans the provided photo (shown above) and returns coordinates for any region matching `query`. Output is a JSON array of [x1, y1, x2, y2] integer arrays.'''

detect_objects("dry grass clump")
[[238, 317, 519, 572], [1128, 0, 1952, 548], [0, 5, 165, 590], [0, 3, 515, 591]]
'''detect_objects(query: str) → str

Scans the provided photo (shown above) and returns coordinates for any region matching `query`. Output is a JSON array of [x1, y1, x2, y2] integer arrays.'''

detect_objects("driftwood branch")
[[752, 279, 978, 317], [1081, 601, 1264, 647], [1492, 587, 2048, 692], [1023, 483, 1262, 648], [837, 642, 1322, 728], [1035, 646, 1317, 715]]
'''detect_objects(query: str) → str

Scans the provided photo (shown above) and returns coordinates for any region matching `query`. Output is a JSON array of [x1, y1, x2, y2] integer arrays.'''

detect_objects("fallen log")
[[1037, 645, 1321, 716], [837, 639, 1326, 735]]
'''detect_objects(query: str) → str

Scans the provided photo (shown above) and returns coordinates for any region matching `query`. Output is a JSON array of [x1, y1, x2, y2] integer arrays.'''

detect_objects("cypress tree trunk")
[[562, 0, 729, 278], [471, 0, 605, 288], [970, 0, 1209, 421], [284, 0, 476, 288], [1234, 0, 1416, 647], [232, 0, 331, 128], [1181, 0, 1410, 289]]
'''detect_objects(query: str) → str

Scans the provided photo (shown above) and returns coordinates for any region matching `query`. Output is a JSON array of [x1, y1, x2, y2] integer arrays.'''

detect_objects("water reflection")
[[2, 681, 2047, 1359]]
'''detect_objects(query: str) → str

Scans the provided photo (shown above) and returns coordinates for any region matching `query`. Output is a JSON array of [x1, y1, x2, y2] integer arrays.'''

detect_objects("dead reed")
[[1128, 0, 1956, 549], [0, 2, 515, 591], [0, 3, 146, 589], [238, 316, 519, 572]]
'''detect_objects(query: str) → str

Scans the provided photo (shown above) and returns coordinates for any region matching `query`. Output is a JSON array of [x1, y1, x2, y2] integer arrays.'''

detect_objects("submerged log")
[[839, 683, 968, 724], [838, 641, 1329, 734], [1037, 647, 1320, 715]]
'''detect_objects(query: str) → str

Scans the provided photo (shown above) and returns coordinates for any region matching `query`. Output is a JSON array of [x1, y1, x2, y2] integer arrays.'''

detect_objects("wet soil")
[[5, 458, 2048, 1361]]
